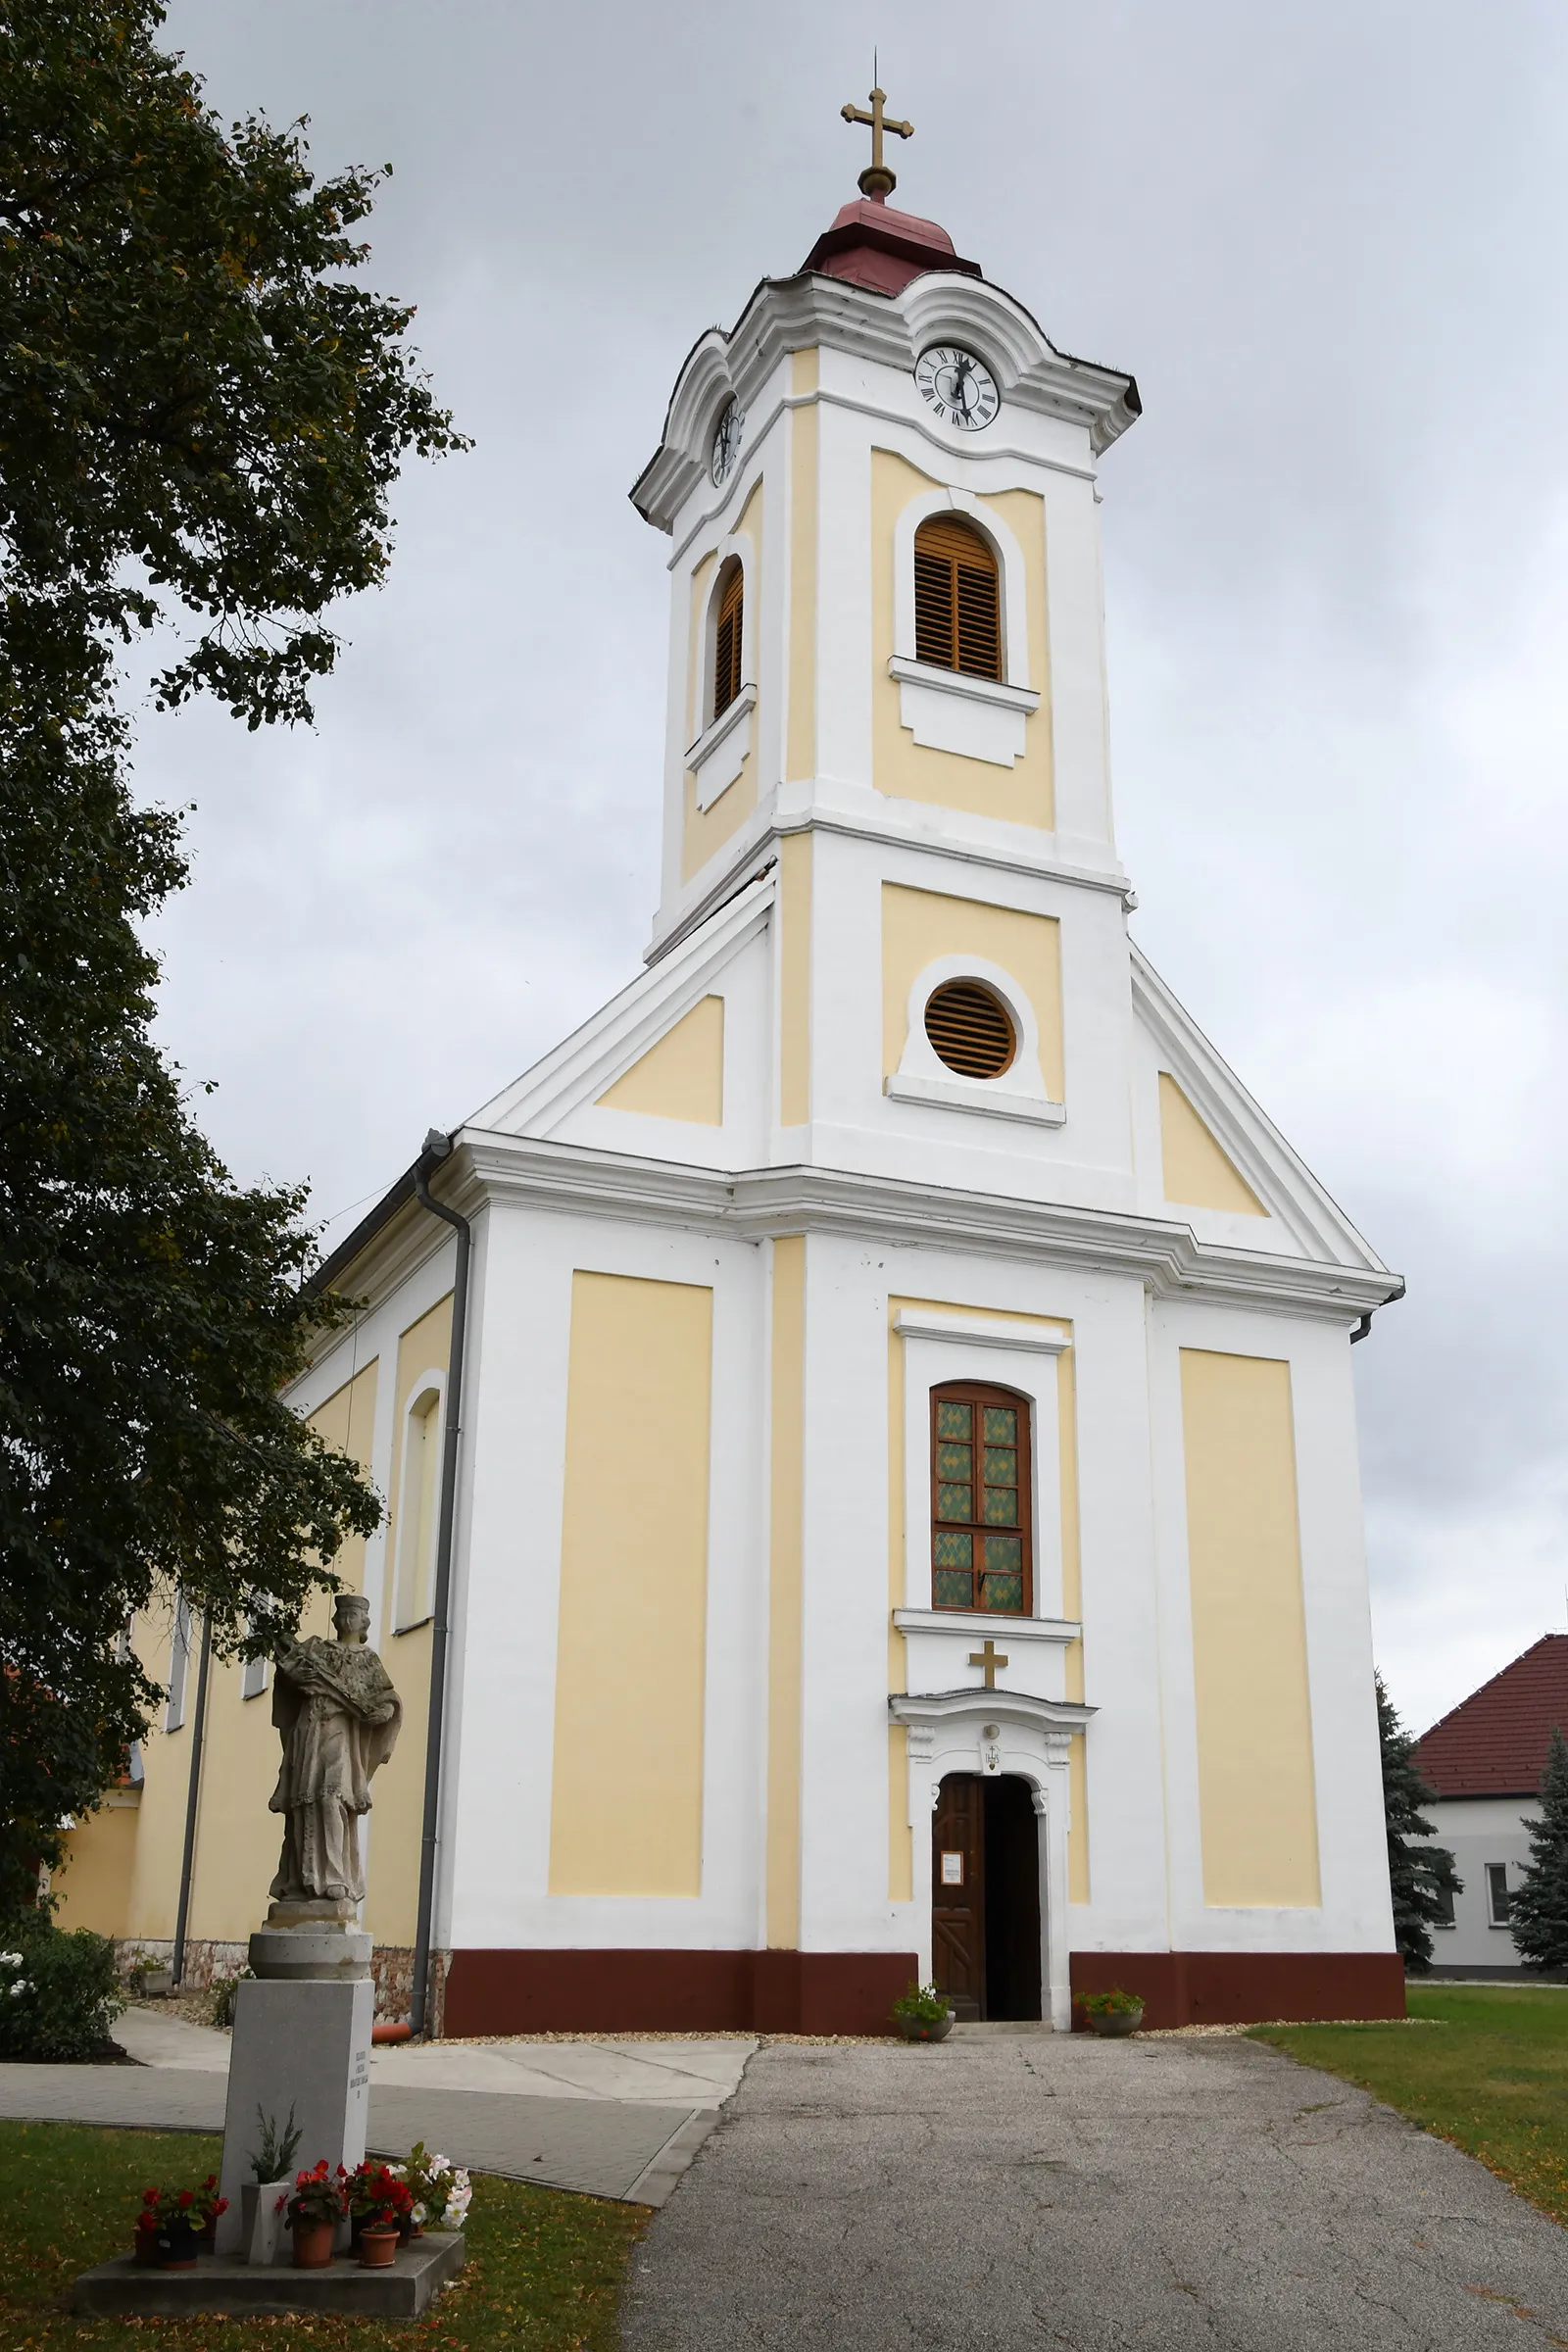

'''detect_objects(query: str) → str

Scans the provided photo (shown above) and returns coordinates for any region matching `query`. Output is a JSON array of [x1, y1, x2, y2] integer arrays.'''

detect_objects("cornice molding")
[[632, 271, 1139, 533], [889, 1689, 1097, 1734], [435, 1133, 1401, 1321]]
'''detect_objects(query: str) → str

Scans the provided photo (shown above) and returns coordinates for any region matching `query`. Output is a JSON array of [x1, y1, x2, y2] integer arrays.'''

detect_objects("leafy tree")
[[1509, 1727, 1568, 1971], [0, 0, 466, 1924], [1378, 1674, 1461, 1973]]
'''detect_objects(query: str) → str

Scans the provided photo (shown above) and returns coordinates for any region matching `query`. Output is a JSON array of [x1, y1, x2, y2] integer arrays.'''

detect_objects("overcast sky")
[[150, 0, 1568, 1739]]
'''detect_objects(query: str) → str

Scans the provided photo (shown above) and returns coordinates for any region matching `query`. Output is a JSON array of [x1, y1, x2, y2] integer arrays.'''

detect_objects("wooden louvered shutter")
[[912, 516, 1002, 682], [924, 980, 1016, 1078], [712, 561, 745, 720]]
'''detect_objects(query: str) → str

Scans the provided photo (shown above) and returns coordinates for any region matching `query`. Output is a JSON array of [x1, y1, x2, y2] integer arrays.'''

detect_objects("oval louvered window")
[[712, 558, 745, 721], [913, 515, 1002, 682], [924, 980, 1016, 1079]]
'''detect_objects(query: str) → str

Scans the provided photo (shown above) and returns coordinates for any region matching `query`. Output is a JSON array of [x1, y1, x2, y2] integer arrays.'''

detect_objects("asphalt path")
[[621, 2028, 1568, 2349]]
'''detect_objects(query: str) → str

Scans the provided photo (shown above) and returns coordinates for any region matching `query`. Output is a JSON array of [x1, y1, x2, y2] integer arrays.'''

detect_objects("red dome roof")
[[801, 195, 982, 298]]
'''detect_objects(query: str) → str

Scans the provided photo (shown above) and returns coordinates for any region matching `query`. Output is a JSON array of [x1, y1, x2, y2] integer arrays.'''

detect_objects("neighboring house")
[[1413, 1635, 1568, 1978]]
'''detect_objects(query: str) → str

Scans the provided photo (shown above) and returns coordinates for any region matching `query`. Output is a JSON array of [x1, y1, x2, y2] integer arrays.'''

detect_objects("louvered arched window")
[[913, 515, 1002, 681], [711, 558, 745, 722]]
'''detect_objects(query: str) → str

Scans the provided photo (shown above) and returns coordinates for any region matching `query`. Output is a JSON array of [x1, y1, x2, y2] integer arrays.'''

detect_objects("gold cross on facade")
[[841, 85, 913, 199], [968, 1639, 1008, 1690]]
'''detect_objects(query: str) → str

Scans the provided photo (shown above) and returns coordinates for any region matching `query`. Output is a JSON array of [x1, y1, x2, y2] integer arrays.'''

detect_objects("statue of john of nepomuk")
[[268, 1592, 402, 1909]]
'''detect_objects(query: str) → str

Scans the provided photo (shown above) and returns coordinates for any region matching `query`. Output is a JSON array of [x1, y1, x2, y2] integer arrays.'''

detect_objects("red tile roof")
[[1413, 1635, 1568, 1797]]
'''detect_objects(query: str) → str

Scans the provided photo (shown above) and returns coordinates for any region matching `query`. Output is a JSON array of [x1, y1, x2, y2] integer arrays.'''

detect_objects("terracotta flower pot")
[[1086, 2004, 1144, 2037], [358, 2227, 400, 2269], [292, 2220, 336, 2270]]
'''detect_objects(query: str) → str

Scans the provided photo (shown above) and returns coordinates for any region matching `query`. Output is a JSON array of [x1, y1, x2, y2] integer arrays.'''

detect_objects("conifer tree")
[[1378, 1674, 1461, 1973], [1509, 1727, 1568, 1970]]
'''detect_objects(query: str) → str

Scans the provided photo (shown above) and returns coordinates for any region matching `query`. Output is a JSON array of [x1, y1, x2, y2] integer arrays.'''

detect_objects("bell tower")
[[631, 95, 1143, 1204]]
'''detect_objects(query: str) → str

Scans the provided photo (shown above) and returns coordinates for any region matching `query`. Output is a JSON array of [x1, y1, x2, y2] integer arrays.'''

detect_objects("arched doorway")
[[932, 1773, 1043, 2022]]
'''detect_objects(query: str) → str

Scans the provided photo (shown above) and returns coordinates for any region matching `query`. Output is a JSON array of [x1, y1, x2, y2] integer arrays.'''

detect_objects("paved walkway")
[[0, 2013, 753, 2207], [622, 2029, 1568, 2349]]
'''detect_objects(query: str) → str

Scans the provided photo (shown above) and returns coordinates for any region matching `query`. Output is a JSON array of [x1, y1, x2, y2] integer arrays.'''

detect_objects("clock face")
[[710, 398, 745, 486], [914, 346, 1000, 432]]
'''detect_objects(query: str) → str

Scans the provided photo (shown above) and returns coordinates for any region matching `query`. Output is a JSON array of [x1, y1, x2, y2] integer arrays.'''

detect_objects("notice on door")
[[940, 1851, 964, 1886]]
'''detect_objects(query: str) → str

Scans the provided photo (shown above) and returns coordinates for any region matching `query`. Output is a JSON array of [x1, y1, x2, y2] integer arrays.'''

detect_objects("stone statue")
[[267, 1592, 402, 1914]]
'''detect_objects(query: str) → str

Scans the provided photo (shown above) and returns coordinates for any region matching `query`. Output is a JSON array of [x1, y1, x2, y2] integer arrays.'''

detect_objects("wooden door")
[[932, 1775, 985, 2020]]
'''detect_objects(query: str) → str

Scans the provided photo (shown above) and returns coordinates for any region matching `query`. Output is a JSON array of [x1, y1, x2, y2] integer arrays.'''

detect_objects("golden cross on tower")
[[841, 84, 913, 199], [968, 1638, 1008, 1690]]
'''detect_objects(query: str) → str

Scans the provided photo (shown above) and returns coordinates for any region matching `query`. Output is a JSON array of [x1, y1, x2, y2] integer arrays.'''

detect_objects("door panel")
[[932, 1775, 985, 2020]]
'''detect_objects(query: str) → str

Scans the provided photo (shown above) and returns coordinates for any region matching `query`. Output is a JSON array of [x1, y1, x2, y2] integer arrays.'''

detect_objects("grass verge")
[[1253, 1982, 1568, 2224], [0, 2122, 645, 2350]]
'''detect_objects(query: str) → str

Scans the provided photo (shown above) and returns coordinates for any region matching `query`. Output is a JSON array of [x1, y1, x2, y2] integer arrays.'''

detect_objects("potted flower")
[[283, 2161, 348, 2269], [348, 2161, 413, 2268], [890, 1982, 955, 2042], [1078, 1986, 1145, 2037], [151, 2183, 203, 2269], [396, 2143, 472, 2236], [123, 1948, 173, 2000]]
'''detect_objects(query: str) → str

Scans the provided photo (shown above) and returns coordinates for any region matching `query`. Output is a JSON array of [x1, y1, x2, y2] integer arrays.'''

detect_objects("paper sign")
[[940, 1851, 964, 1886]]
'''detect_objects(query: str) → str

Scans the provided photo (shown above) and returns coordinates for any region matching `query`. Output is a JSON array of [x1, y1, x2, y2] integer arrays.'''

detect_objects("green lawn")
[[1254, 1983, 1568, 2225], [0, 2123, 645, 2350]]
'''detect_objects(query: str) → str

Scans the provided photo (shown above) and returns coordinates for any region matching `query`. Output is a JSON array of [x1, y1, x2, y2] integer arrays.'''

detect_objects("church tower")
[[69, 99, 1406, 2039]]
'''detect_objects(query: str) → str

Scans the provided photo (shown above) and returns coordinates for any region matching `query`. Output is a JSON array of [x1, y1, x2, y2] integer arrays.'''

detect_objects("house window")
[[165, 1590, 192, 1732], [711, 557, 744, 721], [930, 1382, 1032, 1615], [913, 514, 1001, 681], [1487, 1863, 1512, 1927], [395, 1384, 442, 1631]]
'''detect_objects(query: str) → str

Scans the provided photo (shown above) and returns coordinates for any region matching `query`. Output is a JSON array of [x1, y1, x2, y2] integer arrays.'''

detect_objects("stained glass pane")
[[982, 1407, 1017, 1445], [983, 1536, 1022, 1574], [983, 1448, 1015, 1485], [983, 1487, 1018, 1526], [936, 1400, 970, 1441], [933, 1530, 973, 1568], [937, 1483, 973, 1522], [936, 1442, 972, 1481], [980, 1572, 1024, 1612], [934, 1568, 974, 1608]]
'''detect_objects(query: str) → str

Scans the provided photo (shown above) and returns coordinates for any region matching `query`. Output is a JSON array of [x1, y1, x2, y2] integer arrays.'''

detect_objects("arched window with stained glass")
[[930, 1382, 1032, 1616]]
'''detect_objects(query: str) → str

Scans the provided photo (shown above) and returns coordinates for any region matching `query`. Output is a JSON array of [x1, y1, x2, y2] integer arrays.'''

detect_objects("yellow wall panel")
[[882, 882, 1063, 1102], [786, 391, 817, 782], [870, 449, 1054, 827], [1159, 1074, 1266, 1216], [767, 1237, 806, 1943], [597, 996, 725, 1125], [549, 1272, 713, 1897], [1181, 1348, 1320, 1907], [681, 475, 763, 883], [52, 1798, 140, 1936], [778, 833, 812, 1126]]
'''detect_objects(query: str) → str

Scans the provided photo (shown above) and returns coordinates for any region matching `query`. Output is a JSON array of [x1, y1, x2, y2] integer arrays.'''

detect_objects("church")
[[55, 97, 1407, 2035]]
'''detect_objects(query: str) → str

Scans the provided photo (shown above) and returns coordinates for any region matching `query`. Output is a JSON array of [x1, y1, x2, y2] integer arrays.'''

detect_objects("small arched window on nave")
[[711, 557, 745, 721], [913, 514, 1002, 682]]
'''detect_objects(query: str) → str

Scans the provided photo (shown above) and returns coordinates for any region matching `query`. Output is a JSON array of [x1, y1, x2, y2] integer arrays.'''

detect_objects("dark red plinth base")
[[1068, 1950, 1407, 2030], [443, 1949, 918, 2038]]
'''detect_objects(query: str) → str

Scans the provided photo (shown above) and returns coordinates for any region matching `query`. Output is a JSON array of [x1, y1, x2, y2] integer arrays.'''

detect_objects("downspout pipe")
[[409, 1129, 472, 2038], [171, 1610, 213, 1987]]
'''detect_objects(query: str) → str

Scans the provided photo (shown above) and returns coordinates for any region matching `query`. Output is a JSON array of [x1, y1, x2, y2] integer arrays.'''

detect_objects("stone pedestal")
[[214, 1977, 373, 2255]]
